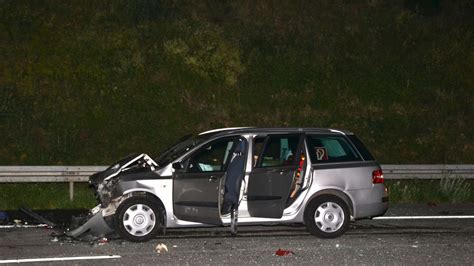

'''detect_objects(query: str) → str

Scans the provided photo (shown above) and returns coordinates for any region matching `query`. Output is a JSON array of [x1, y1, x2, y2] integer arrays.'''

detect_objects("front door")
[[173, 137, 238, 225], [247, 134, 304, 218]]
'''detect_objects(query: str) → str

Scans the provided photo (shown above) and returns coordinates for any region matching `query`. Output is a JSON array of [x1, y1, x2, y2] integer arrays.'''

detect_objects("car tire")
[[115, 196, 164, 242], [304, 195, 350, 238]]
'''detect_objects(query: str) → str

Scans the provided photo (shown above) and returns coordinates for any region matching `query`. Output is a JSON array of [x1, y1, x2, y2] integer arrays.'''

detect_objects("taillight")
[[372, 169, 384, 184]]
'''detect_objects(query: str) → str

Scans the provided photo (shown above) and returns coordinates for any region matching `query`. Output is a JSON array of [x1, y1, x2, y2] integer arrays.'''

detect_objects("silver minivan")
[[68, 127, 388, 242]]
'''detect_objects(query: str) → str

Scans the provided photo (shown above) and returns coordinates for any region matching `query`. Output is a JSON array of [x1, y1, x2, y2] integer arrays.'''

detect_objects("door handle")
[[208, 176, 218, 182]]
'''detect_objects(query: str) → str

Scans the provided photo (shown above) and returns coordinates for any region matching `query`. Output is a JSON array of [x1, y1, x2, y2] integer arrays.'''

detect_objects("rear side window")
[[347, 135, 375, 161], [257, 135, 300, 167], [306, 135, 361, 163]]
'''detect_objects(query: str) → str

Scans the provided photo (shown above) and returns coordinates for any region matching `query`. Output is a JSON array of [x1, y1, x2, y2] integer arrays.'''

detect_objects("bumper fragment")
[[66, 211, 114, 240]]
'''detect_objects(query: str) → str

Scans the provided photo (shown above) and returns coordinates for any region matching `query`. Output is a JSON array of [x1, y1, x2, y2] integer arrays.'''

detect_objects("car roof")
[[198, 127, 353, 138]]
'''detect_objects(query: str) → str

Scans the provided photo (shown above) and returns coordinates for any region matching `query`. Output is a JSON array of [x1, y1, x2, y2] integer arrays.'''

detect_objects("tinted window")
[[257, 135, 300, 167], [306, 135, 361, 163], [187, 138, 235, 173], [347, 135, 375, 161]]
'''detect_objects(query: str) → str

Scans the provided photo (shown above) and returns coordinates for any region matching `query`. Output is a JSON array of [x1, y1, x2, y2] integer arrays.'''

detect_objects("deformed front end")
[[67, 153, 159, 240]]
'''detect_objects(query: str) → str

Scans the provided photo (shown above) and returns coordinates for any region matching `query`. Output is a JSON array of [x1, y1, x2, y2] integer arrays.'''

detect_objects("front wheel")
[[304, 195, 350, 238], [115, 196, 164, 242]]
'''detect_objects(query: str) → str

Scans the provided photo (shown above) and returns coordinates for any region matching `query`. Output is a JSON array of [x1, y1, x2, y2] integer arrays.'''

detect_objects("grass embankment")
[[0, 183, 96, 210], [386, 178, 474, 203], [0, 179, 472, 210]]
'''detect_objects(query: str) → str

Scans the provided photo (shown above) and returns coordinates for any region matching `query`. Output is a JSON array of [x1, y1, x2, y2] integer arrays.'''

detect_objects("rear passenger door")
[[247, 134, 304, 218]]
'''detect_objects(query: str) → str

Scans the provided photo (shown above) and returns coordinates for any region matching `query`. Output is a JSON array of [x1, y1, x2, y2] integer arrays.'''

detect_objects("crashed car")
[[68, 127, 388, 242]]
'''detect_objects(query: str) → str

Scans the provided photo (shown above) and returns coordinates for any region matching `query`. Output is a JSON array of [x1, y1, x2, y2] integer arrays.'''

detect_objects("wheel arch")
[[306, 189, 355, 218], [121, 190, 167, 227]]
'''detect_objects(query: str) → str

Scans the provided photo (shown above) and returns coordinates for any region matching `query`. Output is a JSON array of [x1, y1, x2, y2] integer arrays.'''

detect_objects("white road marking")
[[0, 255, 121, 264], [0, 224, 48, 229], [374, 215, 474, 220]]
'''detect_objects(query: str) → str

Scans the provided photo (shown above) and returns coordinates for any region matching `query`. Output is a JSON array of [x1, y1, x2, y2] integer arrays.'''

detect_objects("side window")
[[257, 135, 300, 167], [187, 138, 235, 173], [307, 135, 361, 163]]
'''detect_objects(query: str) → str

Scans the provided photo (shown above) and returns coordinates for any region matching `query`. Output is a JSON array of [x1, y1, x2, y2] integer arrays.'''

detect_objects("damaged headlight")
[[97, 179, 117, 207]]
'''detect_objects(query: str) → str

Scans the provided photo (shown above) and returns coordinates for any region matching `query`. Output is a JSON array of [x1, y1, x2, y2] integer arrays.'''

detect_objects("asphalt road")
[[1, 203, 473, 265]]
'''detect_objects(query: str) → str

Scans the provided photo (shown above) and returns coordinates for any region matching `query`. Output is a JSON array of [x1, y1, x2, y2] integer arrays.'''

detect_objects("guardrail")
[[0, 165, 473, 200], [0, 166, 106, 201], [382, 164, 474, 179]]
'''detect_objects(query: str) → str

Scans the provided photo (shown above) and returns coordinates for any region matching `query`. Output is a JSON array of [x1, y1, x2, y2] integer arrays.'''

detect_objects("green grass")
[[1, 179, 473, 210], [0, 183, 97, 211], [386, 178, 474, 203]]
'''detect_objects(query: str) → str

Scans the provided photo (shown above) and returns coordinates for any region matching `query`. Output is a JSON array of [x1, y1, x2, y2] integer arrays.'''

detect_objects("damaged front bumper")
[[66, 208, 114, 239], [68, 153, 160, 240]]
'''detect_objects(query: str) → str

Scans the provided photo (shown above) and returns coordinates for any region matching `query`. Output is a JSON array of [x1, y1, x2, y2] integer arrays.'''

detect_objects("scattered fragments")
[[98, 237, 108, 246], [155, 243, 169, 253], [19, 207, 56, 227], [275, 248, 295, 256]]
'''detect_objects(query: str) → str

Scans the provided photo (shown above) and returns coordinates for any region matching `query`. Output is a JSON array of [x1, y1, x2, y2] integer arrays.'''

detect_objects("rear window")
[[347, 135, 375, 161], [306, 135, 361, 163]]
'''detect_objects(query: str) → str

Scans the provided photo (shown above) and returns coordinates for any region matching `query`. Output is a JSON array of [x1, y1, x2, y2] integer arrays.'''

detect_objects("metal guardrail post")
[[69, 181, 74, 201]]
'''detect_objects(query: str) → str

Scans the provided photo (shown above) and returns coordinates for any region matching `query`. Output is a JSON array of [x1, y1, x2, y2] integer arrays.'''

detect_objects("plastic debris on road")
[[275, 248, 295, 256], [98, 238, 108, 245], [19, 207, 57, 227], [155, 243, 168, 253]]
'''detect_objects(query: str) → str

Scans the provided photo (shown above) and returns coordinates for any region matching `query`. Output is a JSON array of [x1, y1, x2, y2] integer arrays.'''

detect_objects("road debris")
[[155, 243, 168, 253], [98, 237, 108, 246], [66, 211, 114, 241], [19, 207, 56, 227], [275, 248, 295, 256]]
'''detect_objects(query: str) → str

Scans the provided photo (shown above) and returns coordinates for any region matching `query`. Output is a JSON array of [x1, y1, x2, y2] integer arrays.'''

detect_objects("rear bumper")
[[349, 184, 389, 219], [357, 201, 389, 218]]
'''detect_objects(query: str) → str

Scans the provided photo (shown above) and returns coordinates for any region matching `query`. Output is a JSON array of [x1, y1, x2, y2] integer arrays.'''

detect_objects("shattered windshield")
[[155, 134, 206, 167]]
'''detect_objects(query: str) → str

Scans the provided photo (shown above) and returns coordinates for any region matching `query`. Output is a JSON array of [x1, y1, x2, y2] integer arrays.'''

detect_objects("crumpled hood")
[[89, 153, 158, 185]]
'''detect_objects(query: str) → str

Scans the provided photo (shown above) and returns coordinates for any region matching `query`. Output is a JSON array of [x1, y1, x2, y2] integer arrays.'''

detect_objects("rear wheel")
[[304, 195, 350, 238], [116, 196, 164, 242]]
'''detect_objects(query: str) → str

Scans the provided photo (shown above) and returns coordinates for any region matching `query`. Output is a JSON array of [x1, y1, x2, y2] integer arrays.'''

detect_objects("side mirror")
[[172, 162, 183, 170]]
